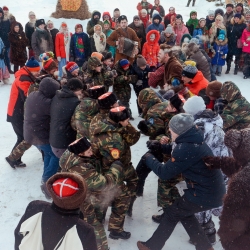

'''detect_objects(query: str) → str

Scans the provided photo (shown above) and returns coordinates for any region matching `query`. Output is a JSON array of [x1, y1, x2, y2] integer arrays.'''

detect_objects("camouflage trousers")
[[157, 175, 183, 208], [82, 202, 109, 250], [8, 140, 32, 161]]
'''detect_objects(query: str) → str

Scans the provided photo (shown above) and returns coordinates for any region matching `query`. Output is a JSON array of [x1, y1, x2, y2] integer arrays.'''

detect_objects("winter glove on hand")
[[141, 151, 154, 163], [203, 156, 222, 170], [137, 120, 148, 134], [171, 78, 180, 87], [146, 140, 162, 152], [57, 57, 61, 62], [136, 80, 143, 87]]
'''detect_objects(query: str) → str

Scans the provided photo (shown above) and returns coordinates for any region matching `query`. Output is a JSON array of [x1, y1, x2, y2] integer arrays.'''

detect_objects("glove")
[[137, 120, 148, 134], [136, 80, 143, 87], [203, 156, 222, 170], [146, 140, 162, 152], [57, 57, 61, 62], [141, 151, 154, 163], [171, 78, 180, 87]]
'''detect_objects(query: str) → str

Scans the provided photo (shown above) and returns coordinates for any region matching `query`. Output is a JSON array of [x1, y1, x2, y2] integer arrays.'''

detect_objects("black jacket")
[[50, 86, 80, 149], [145, 126, 226, 208], [0, 16, 11, 48], [24, 78, 60, 145], [14, 200, 97, 250], [25, 22, 35, 47]]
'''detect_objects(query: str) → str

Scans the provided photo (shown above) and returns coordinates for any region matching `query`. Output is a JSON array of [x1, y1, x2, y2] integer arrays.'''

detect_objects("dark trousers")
[[11, 121, 24, 151], [145, 197, 212, 250], [14, 64, 25, 73], [4, 47, 11, 72], [226, 53, 241, 68]]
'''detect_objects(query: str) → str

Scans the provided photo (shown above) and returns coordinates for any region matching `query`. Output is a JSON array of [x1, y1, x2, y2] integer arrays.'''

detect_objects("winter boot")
[[5, 157, 26, 168], [186, 0, 191, 6], [192, 0, 196, 6], [127, 196, 136, 217], [109, 230, 131, 240], [234, 65, 239, 75], [137, 241, 150, 250], [152, 212, 164, 223], [136, 179, 145, 197], [225, 67, 230, 74]]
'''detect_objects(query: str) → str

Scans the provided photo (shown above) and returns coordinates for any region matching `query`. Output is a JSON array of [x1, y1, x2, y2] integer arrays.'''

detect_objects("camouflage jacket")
[[221, 81, 250, 131], [91, 118, 140, 171], [113, 62, 138, 101], [103, 64, 114, 90], [71, 97, 99, 140], [60, 149, 124, 206]]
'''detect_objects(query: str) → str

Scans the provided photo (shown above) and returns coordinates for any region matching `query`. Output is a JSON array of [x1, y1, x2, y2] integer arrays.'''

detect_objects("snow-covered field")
[[0, 0, 249, 249]]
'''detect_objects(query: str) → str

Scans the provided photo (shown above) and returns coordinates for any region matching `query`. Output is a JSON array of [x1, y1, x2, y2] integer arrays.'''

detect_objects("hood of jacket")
[[214, 37, 228, 46], [102, 12, 112, 22], [146, 29, 160, 44], [176, 125, 204, 144], [10, 22, 24, 33], [39, 78, 60, 99], [56, 85, 77, 99], [230, 15, 245, 25], [91, 10, 101, 20], [152, 13, 162, 23], [221, 81, 242, 103]]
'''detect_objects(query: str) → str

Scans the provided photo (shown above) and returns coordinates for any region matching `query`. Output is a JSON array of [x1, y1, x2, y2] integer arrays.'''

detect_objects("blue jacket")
[[146, 13, 164, 34], [145, 126, 226, 208], [211, 39, 228, 66]]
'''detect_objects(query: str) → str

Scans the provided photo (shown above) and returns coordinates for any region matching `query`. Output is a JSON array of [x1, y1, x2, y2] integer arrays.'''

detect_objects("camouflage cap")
[[138, 88, 161, 113], [88, 56, 102, 70]]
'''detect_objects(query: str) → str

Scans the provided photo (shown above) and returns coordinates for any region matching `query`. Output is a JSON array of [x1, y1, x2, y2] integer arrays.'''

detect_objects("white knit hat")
[[183, 96, 206, 116], [165, 24, 173, 34]]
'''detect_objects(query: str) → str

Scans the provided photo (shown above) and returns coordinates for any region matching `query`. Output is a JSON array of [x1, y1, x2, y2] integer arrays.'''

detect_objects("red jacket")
[[184, 71, 208, 96], [55, 32, 72, 58], [7, 67, 36, 123], [137, 1, 153, 19], [142, 30, 160, 67]]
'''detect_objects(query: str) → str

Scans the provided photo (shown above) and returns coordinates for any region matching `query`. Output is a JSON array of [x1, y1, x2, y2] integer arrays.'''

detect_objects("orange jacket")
[[142, 30, 160, 67], [55, 32, 72, 58], [184, 71, 208, 96]]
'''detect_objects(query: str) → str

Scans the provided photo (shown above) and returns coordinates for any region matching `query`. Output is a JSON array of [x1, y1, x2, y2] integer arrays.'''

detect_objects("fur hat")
[[133, 15, 140, 21], [170, 94, 186, 112], [36, 19, 45, 27], [68, 137, 91, 155], [183, 96, 206, 116], [47, 172, 87, 210], [65, 62, 79, 73], [136, 55, 147, 67], [119, 59, 130, 69], [234, 13, 242, 19], [109, 106, 130, 123], [162, 89, 175, 100], [25, 57, 40, 72], [102, 51, 112, 61], [165, 24, 173, 34], [206, 80, 222, 98], [182, 65, 198, 79], [98, 92, 117, 109], [88, 85, 106, 99], [118, 15, 127, 23], [66, 78, 83, 91], [91, 52, 104, 62], [169, 113, 194, 135]]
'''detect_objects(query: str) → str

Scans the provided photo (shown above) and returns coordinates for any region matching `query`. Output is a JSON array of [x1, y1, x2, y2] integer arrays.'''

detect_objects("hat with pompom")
[[25, 57, 40, 72], [183, 96, 206, 116]]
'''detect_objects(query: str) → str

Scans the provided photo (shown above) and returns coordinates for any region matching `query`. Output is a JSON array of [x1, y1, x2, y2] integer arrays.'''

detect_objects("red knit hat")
[[43, 58, 57, 72], [52, 178, 79, 197], [65, 62, 79, 73], [3, 6, 9, 11], [75, 24, 83, 30]]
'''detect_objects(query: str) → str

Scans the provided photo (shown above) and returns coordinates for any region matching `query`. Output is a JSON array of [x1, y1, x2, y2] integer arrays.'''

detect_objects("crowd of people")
[[1, 1, 250, 250]]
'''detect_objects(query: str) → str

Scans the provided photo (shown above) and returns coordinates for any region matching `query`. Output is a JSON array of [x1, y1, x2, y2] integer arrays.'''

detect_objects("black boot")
[[136, 179, 145, 197], [225, 66, 230, 74], [234, 65, 239, 75], [186, 0, 191, 6], [109, 230, 131, 240], [127, 196, 136, 217], [192, 0, 196, 6]]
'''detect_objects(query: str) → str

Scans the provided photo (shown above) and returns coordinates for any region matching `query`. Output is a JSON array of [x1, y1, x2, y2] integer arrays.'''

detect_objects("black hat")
[[102, 51, 113, 61], [133, 15, 140, 21], [109, 106, 130, 123], [170, 94, 186, 112], [88, 85, 106, 99], [176, 14, 183, 21], [236, 3, 243, 8], [118, 15, 128, 23], [226, 3, 234, 8], [36, 19, 45, 27], [66, 78, 83, 91], [98, 92, 117, 109], [68, 137, 91, 155]]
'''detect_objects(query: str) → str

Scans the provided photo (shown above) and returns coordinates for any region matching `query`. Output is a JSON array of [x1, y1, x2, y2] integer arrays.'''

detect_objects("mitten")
[[171, 78, 180, 87], [146, 140, 162, 152], [57, 57, 61, 62]]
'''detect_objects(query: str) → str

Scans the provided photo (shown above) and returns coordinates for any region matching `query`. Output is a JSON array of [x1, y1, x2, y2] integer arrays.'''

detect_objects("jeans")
[[212, 64, 222, 74], [51, 146, 66, 159], [145, 196, 212, 250], [4, 47, 11, 72], [58, 58, 66, 78], [36, 144, 59, 182]]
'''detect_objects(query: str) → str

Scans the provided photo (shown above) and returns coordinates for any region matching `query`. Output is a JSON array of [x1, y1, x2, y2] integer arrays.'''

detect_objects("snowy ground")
[[0, 0, 249, 249]]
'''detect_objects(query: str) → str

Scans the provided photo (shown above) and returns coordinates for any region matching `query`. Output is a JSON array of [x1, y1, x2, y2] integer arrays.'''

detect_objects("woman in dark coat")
[[9, 22, 29, 73], [226, 14, 246, 74]]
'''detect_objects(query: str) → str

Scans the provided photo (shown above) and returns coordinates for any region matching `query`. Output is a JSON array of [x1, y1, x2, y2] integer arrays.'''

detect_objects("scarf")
[[186, 18, 199, 28]]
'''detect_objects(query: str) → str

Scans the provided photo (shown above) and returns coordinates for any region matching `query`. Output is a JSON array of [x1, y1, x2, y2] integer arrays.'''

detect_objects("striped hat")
[[25, 57, 40, 72]]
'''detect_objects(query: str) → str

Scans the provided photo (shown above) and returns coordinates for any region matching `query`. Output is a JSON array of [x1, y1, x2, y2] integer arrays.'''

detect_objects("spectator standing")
[[186, 11, 199, 36], [46, 20, 59, 57], [223, 4, 234, 28], [173, 15, 189, 46], [146, 12, 164, 34], [137, 0, 153, 19], [150, 0, 165, 20], [241, 20, 250, 79], [25, 11, 36, 59], [164, 7, 176, 27]]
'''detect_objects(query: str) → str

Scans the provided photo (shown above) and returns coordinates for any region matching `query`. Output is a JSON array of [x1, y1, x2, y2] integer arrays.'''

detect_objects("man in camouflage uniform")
[[91, 106, 140, 239], [60, 137, 124, 250], [220, 81, 250, 131], [113, 59, 138, 119], [71, 85, 106, 140], [136, 89, 185, 223]]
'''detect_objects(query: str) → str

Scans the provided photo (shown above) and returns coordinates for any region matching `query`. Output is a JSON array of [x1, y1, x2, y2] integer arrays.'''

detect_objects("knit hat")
[[39, 51, 54, 62], [183, 96, 206, 116], [101, 51, 112, 61], [189, 37, 200, 45], [234, 13, 242, 19], [208, 10, 215, 17], [66, 78, 83, 91], [68, 137, 91, 155], [36, 19, 45, 27], [170, 94, 186, 112], [218, 33, 225, 41], [199, 18, 206, 23], [88, 85, 106, 99], [103, 20, 111, 26], [141, 9, 147, 14], [165, 24, 173, 34], [162, 89, 175, 100], [119, 59, 130, 70], [182, 65, 198, 79], [43, 58, 57, 72], [2, 6, 9, 11], [75, 24, 83, 30], [169, 113, 194, 135], [25, 57, 40, 72], [47, 172, 87, 210], [133, 15, 140, 21], [65, 62, 79, 73], [206, 80, 222, 98], [246, 10, 250, 15], [98, 92, 117, 109], [88, 57, 102, 70], [109, 106, 130, 123], [176, 14, 183, 21], [91, 52, 104, 62], [226, 4, 234, 8], [136, 55, 147, 67], [118, 15, 127, 23], [236, 3, 243, 8]]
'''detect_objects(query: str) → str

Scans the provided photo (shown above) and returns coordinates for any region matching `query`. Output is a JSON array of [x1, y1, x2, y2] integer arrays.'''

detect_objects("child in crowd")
[[211, 30, 228, 76], [103, 20, 116, 57], [92, 24, 106, 53], [186, 11, 199, 36], [159, 24, 176, 46]]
